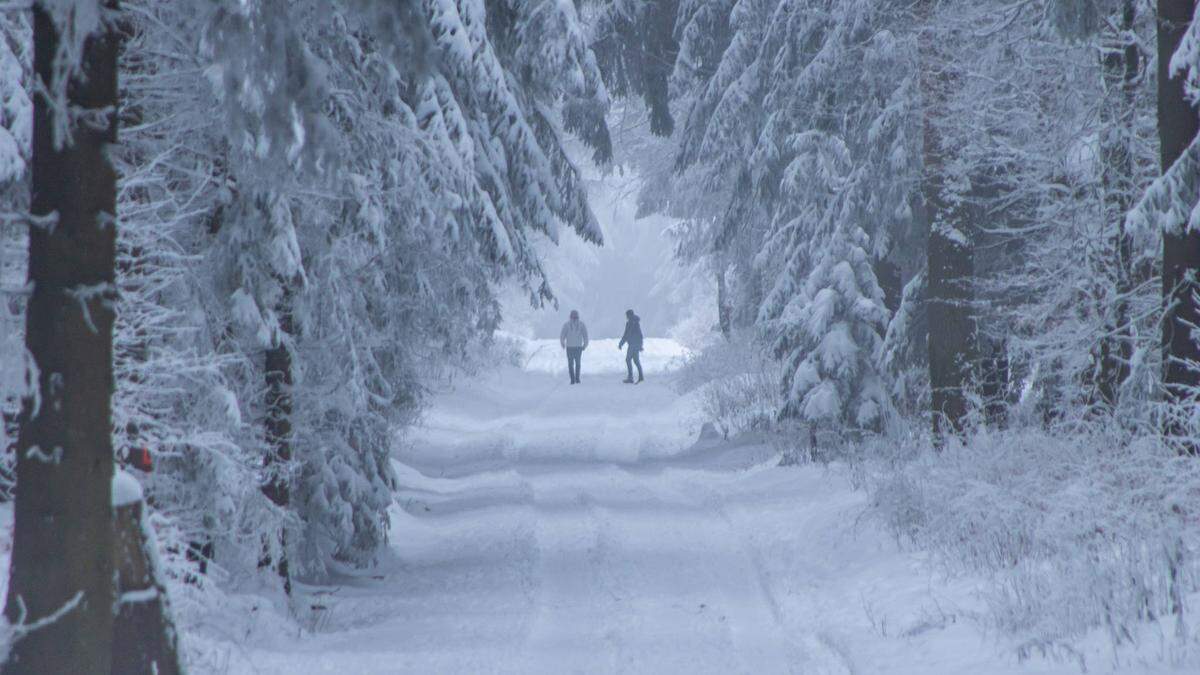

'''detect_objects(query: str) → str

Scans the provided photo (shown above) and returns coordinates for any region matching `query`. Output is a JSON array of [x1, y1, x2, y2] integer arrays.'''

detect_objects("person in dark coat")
[[618, 309, 644, 384]]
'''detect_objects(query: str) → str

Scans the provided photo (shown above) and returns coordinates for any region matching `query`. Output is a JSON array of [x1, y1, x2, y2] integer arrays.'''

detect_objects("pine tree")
[[923, 0, 1159, 433], [106, 0, 619, 586], [4, 0, 620, 615], [591, 0, 680, 137], [666, 0, 920, 433]]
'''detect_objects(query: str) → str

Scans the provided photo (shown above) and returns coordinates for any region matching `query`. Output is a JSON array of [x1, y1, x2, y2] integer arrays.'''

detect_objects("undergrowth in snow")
[[673, 331, 781, 440], [860, 429, 1200, 667], [672, 332, 1200, 668]]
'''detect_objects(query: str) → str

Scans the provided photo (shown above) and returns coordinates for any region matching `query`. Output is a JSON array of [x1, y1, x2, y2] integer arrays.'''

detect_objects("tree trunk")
[[1094, 0, 1140, 411], [926, 224, 976, 439], [980, 336, 1009, 429], [3, 3, 120, 673], [918, 1, 976, 441], [716, 267, 732, 340], [1158, 0, 1200, 451], [111, 474, 183, 675], [875, 258, 901, 315], [261, 285, 294, 594]]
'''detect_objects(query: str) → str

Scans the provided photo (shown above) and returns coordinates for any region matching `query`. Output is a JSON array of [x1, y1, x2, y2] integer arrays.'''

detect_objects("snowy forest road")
[[232, 365, 1083, 674], [387, 368, 830, 673], [517, 461, 807, 674]]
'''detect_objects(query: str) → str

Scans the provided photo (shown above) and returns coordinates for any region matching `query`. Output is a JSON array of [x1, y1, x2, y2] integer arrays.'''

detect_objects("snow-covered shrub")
[[675, 331, 780, 439], [866, 429, 1200, 660], [480, 333, 527, 372]]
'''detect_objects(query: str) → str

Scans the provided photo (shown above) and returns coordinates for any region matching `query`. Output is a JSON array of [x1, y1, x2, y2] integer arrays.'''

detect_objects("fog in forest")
[[504, 160, 714, 343]]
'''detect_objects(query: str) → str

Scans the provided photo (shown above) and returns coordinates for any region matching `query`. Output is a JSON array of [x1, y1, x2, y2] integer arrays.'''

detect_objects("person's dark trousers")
[[567, 347, 583, 383], [625, 347, 643, 382]]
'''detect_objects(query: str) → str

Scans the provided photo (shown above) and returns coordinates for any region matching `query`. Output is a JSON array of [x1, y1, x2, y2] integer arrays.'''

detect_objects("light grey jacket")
[[560, 319, 589, 349]]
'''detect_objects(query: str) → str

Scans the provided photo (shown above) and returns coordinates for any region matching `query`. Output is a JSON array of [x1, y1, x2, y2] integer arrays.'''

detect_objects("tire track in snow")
[[618, 471, 799, 675], [519, 463, 763, 673], [399, 369, 840, 672], [527, 463, 803, 673], [685, 476, 857, 675], [581, 469, 744, 674], [521, 469, 630, 673]]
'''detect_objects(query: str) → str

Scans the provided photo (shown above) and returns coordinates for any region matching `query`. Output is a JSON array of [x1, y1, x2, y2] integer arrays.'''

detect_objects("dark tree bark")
[[926, 221, 976, 439], [3, 3, 120, 673], [980, 336, 1009, 429], [1094, 0, 1141, 411], [918, 0, 977, 441], [1158, 0, 1200, 450], [875, 258, 902, 315], [641, 0, 679, 136], [261, 285, 294, 595], [716, 268, 732, 340]]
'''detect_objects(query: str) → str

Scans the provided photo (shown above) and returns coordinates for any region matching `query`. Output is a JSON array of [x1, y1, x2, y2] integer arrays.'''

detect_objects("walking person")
[[618, 309, 644, 384], [560, 309, 589, 384]]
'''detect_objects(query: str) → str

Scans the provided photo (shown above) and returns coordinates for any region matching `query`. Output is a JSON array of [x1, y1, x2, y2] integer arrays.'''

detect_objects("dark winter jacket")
[[619, 315, 644, 351]]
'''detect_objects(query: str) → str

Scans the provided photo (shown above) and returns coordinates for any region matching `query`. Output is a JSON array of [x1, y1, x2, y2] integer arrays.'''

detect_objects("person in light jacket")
[[560, 310, 589, 384], [618, 309, 644, 384]]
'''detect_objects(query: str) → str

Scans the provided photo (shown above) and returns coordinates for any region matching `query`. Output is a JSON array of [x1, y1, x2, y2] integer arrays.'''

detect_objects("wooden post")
[[111, 471, 183, 675]]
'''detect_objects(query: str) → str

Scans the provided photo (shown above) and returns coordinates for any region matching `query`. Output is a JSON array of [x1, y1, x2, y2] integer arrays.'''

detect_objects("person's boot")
[[636, 375, 644, 384], [622, 378, 634, 384]]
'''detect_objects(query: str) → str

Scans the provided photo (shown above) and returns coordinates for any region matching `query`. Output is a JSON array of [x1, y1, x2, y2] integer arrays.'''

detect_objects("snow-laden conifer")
[[666, 0, 920, 433], [106, 0, 617, 588]]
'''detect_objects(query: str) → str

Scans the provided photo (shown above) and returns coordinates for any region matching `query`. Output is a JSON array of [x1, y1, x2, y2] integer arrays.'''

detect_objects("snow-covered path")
[[516, 462, 800, 674], [227, 363, 1178, 674], [382, 367, 819, 673]]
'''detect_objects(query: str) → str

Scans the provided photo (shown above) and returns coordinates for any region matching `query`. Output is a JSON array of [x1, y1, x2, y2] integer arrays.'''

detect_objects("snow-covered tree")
[[930, 0, 1159, 432], [110, 0, 271, 609], [646, 0, 921, 433], [590, 0, 679, 137], [766, 211, 891, 428], [757, 3, 918, 431], [105, 0, 618, 597]]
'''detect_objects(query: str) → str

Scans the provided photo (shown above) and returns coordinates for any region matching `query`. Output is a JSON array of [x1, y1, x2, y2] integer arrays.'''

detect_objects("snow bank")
[[516, 337, 690, 376]]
